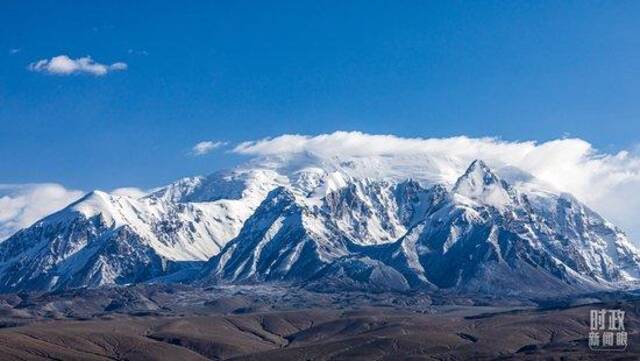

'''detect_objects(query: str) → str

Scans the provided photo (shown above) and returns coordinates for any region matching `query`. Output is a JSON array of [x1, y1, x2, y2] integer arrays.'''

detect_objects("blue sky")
[[2, 1, 640, 190]]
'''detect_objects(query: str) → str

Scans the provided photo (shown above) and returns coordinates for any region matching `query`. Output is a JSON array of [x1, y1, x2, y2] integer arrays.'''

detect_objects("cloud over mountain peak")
[[233, 131, 640, 241]]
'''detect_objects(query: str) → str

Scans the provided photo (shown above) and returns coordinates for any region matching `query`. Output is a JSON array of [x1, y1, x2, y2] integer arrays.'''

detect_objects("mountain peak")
[[453, 160, 501, 191], [69, 189, 111, 212], [457, 159, 496, 182], [452, 160, 512, 209]]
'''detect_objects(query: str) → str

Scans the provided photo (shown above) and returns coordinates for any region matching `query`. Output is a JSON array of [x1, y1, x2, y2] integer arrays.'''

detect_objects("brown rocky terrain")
[[0, 285, 636, 360]]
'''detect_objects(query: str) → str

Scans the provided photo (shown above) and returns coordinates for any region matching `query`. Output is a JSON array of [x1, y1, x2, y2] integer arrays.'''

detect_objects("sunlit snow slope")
[[1, 157, 639, 295]]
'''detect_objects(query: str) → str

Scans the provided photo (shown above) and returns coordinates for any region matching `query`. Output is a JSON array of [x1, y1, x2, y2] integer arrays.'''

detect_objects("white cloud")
[[9, 48, 20, 55], [28, 55, 127, 76], [4, 132, 639, 243], [234, 131, 640, 241], [0, 183, 151, 241], [0, 184, 84, 241], [192, 141, 225, 156]]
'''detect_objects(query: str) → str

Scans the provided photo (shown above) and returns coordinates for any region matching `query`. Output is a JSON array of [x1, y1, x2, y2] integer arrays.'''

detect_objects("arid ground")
[[0, 285, 637, 360]]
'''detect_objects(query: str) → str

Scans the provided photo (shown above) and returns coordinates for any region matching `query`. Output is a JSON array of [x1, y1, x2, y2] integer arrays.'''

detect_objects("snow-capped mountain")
[[199, 160, 640, 296], [0, 169, 284, 292], [1, 158, 639, 296], [367, 161, 640, 295], [199, 187, 351, 284]]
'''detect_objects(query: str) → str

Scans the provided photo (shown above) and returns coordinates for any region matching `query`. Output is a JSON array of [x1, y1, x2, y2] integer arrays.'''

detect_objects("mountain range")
[[1, 158, 638, 297]]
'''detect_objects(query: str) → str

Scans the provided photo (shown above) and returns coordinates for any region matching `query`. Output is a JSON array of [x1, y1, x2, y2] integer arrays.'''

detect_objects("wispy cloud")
[[0, 183, 84, 241], [9, 48, 20, 55], [192, 141, 226, 156], [234, 131, 640, 242], [127, 49, 149, 56], [28, 55, 127, 76], [111, 187, 148, 199]]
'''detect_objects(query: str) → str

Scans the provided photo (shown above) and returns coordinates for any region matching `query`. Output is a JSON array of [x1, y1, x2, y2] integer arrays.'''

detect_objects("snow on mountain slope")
[[323, 179, 406, 245], [2, 157, 640, 295], [452, 159, 514, 210], [200, 187, 351, 283], [0, 206, 185, 292], [0, 169, 284, 292], [387, 162, 640, 294], [200, 160, 640, 296]]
